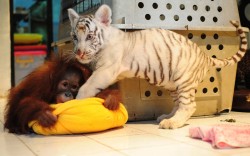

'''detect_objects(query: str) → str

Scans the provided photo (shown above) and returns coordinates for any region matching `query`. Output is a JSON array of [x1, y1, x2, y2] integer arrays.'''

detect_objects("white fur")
[[68, 9, 79, 27], [95, 4, 112, 26]]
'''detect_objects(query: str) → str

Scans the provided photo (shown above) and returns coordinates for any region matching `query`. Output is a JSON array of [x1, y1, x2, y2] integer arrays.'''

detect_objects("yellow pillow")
[[28, 98, 128, 135]]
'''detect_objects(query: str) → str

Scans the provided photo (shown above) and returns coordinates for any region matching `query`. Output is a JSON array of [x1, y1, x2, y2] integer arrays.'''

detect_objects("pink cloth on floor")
[[189, 124, 250, 149]]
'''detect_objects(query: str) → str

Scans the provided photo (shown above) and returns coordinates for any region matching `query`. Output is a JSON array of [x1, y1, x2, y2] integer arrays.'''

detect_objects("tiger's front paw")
[[76, 89, 92, 99], [76, 92, 85, 99], [159, 118, 185, 129]]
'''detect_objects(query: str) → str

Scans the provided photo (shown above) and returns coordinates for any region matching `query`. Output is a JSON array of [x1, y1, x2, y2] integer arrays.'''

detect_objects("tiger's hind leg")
[[157, 90, 179, 121], [159, 87, 196, 129]]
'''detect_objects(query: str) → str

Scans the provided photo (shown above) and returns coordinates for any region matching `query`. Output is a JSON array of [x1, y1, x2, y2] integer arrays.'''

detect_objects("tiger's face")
[[68, 5, 112, 64], [70, 16, 103, 64]]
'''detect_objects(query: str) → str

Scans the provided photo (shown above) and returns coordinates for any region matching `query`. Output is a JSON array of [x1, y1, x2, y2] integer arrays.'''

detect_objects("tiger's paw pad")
[[159, 119, 183, 129]]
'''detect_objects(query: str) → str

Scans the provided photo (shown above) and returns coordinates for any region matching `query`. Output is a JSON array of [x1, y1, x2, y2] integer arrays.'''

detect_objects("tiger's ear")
[[95, 4, 112, 26], [68, 9, 79, 27]]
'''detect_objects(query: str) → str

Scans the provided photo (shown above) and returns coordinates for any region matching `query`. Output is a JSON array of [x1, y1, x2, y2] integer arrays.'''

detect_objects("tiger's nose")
[[76, 49, 82, 55], [77, 49, 85, 59]]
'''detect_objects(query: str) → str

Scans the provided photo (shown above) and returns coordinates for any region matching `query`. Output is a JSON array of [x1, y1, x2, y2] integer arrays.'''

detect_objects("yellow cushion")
[[28, 98, 128, 135]]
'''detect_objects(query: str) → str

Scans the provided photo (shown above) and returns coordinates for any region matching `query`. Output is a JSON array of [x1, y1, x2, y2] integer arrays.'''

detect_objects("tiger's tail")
[[211, 20, 247, 68]]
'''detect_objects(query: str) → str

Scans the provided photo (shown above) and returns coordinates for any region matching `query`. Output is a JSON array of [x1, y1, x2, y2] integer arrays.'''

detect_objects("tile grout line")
[[85, 135, 129, 156], [15, 135, 38, 156]]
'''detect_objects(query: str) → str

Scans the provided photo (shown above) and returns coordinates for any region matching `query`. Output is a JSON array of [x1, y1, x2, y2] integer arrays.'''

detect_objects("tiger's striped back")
[[121, 20, 247, 89], [120, 28, 211, 89]]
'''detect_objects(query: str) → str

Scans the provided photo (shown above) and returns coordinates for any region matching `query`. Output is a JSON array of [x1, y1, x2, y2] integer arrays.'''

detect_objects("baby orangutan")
[[4, 56, 121, 134]]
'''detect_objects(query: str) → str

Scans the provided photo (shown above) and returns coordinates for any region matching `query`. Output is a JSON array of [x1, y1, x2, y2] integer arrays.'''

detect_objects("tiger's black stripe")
[[153, 70, 157, 85], [153, 42, 164, 84], [144, 68, 149, 81], [130, 57, 135, 71], [147, 58, 151, 73], [134, 62, 140, 77]]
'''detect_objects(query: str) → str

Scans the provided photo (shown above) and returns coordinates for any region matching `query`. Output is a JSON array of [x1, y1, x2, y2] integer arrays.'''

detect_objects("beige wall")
[[0, 1, 11, 97]]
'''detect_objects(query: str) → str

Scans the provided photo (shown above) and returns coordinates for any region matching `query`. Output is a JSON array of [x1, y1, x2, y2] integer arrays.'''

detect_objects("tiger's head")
[[68, 5, 112, 64]]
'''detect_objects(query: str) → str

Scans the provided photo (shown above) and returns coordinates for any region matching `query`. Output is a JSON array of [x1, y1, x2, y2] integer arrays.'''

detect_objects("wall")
[[0, 1, 11, 97]]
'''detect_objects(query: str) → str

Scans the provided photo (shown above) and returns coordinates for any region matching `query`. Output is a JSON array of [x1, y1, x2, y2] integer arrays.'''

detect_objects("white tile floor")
[[0, 98, 250, 156]]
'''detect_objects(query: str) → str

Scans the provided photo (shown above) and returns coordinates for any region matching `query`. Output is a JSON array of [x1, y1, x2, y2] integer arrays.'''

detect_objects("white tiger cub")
[[68, 5, 247, 129]]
